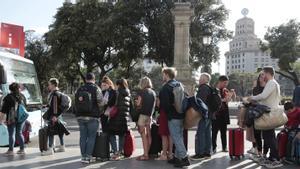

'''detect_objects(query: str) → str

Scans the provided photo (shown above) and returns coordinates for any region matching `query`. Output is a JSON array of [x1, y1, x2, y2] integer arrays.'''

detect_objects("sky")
[[1, 0, 300, 74]]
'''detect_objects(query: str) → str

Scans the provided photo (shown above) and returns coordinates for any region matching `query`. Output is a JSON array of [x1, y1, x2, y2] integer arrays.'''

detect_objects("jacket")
[[108, 88, 131, 135], [196, 84, 212, 119], [159, 79, 185, 120], [1, 93, 26, 123], [214, 88, 230, 125]]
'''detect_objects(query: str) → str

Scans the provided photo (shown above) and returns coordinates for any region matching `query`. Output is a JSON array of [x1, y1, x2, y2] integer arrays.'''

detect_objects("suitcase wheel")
[[230, 155, 233, 160]]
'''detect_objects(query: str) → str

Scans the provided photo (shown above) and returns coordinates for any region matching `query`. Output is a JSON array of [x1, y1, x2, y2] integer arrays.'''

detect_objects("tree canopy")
[[261, 19, 300, 85]]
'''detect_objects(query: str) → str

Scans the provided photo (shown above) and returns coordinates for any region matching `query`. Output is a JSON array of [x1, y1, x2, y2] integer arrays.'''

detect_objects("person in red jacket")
[[284, 101, 300, 130]]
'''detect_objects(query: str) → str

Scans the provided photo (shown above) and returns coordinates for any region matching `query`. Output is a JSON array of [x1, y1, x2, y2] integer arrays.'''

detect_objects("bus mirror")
[[0, 65, 7, 84]]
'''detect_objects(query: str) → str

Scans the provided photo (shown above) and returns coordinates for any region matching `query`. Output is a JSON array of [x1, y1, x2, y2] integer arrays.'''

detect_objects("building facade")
[[225, 9, 295, 96], [225, 9, 278, 75]]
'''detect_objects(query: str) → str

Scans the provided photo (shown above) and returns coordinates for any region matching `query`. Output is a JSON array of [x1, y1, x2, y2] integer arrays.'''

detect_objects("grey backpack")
[[169, 82, 185, 114]]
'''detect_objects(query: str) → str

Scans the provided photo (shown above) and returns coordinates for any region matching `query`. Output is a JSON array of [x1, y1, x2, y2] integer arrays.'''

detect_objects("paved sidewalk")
[[0, 113, 297, 169]]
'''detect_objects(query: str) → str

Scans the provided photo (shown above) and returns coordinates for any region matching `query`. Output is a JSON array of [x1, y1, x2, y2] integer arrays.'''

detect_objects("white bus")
[[0, 50, 43, 146]]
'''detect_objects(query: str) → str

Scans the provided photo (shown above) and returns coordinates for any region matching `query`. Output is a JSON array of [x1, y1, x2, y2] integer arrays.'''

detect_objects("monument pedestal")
[[171, 2, 195, 95]]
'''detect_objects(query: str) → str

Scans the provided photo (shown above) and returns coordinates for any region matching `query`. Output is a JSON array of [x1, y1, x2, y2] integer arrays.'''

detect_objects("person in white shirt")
[[248, 66, 283, 168]]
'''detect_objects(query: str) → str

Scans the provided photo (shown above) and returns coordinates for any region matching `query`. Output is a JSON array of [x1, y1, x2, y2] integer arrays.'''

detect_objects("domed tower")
[[225, 8, 277, 75]]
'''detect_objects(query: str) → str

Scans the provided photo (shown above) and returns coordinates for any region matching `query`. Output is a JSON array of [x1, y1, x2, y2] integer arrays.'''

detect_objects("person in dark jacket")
[[42, 78, 70, 156], [160, 67, 190, 168], [0, 83, 26, 156], [212, 76, 235, 153], [100, 76, 117, 133], [75, 73, 104, 164], [136, 77, 156, 161], [108, 78, 131, 161], [249, 72, 268, 163], [191, 73, 212, 160]]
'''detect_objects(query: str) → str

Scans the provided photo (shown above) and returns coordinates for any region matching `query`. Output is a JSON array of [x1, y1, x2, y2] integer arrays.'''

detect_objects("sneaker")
[[190, 154, 210, 161], [168, 157, 180, 164], [204, 153, 211, 159], [16, 150, 26, 155], [247, 147, 257, 155], [250, 155, 262, 163], [174, 157, 191, 168], [190, 154, 202, 161], [265, 160, 283, 169], [55, 145, 65, 152], [41, 149, 54, 156], [284, 158, 294, 165], [81, 157, 90, 164], [212, 149, 217, 154], [4, 150, 14, 156], [260, 159, 272, 167]]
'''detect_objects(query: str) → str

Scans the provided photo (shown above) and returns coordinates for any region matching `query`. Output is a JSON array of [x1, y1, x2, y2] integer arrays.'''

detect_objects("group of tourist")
[[0, 66, 299, 169]]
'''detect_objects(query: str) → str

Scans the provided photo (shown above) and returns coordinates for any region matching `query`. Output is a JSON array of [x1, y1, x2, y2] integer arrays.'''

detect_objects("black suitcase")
[[149, 123, 162, 156], [93, 132, 110, 160], [39, 127, 48, 152]]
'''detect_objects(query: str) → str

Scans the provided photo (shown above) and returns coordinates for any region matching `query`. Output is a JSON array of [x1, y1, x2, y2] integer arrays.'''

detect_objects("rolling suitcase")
[[93, 132, 110, 161], [149, 122, 162, 156], [124, 129, 136, 157], [229, 128, 244, 160], [39, 126, 48, 152], [277, 130, 288, 159]]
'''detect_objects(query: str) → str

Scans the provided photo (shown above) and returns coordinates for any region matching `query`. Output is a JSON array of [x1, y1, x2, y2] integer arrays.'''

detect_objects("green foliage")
[[262, 19, 300, 85]]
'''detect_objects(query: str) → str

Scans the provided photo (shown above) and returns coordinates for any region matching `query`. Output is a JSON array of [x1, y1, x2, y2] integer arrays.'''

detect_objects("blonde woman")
[[136, 77, 156, 161]]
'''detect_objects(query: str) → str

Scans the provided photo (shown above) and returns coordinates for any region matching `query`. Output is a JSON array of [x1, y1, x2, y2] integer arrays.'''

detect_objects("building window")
[[242, 59, 245, 62], [238, 60, 240, 63], [238, 65, 240, 68], [227, 66, 229, 69], [227, 61, 229, 64], [232, 66, 234, 69], [254, 64, 258, 68], [262, 64, 264, 67], [254, 58, 258, 62], [242, 64, 245, 68], [235, 65, 237, 69], [261, 58, 264, 62], [232, 60, 234, 64], [255, 52, 258, 56], [243, 53, 245, 56], [265, 58, 269, 62]]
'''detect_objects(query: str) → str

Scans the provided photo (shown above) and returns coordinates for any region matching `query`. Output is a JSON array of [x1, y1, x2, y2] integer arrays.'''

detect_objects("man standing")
[[159, 67, 190, 168], [191, 73, 212, 160], [42, 78, 70, 156], [75, 73, 104, 164], [212, 76, 232, 153], [249, 67, 283, 168]]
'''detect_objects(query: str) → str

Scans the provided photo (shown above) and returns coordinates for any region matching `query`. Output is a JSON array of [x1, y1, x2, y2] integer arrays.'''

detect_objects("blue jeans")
[[49, 134, 64, 147], [168, 119, 187, 159], [110, 134, 125, 153], [7, 122, 25, 151], [78, 119, 99, 158], [196, 119, 212, 155]]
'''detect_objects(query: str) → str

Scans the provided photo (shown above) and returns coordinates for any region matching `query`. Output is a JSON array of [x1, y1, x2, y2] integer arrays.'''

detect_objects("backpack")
[[201, 84, 222, 113], [59, 92, 72, 113], [168, 81, 186, 114], [75, 87, 93, 115]]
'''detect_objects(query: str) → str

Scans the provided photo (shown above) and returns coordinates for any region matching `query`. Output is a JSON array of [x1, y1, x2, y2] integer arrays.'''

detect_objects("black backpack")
[[75, 87, 93, 115], [201, 84, 222, 113]]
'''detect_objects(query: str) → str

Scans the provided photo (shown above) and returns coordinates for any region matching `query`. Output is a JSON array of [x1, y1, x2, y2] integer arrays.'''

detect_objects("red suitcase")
[[277, 130, 288, 159], [124, 130, 136, 157], [229, 128, 244, 160]]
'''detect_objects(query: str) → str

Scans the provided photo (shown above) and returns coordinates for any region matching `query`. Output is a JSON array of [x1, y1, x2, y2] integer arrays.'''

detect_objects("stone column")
[[171, 2, 195, 94]]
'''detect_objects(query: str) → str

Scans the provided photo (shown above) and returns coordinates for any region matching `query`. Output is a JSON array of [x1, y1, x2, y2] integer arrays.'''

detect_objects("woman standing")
[[156, 84, 173, 161], [100, 76, 117, 133], [249, 72, 268, 162], [108, 78, 131, 160], [0, 83, 26, 155], [136, 77, 156, 161]]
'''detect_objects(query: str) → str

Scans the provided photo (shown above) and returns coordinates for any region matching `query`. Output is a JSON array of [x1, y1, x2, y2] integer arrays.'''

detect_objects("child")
[[284, 101, 300, 130]]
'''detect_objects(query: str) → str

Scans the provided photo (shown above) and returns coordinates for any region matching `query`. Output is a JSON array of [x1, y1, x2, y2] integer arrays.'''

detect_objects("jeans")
[[168, 119, 187, 159], [78, 119, 99, 158], [263, 129, 279, 160], [212, 120, 227, 151], [196, 119, 212, 155], [7, 122, 25, 151], [49, 134, 64, 148], [110, 134, 125, 153]]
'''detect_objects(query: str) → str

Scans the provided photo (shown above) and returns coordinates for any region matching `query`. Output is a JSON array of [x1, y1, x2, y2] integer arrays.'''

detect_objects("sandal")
[[136, 155, 149, 161], [155, 155, 168, 161]]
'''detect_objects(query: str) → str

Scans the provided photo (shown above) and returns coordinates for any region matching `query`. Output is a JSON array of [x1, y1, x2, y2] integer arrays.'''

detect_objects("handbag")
[[254, 109, 288, 130], [109, 106, 118, 118]]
